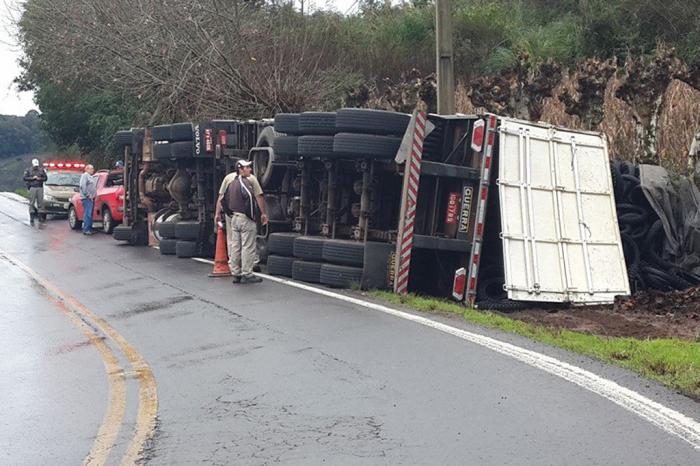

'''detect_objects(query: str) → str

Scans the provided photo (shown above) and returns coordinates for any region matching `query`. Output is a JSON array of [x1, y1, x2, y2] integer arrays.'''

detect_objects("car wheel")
[[68, 206, 82, 230], [102, 208, 115, 234]]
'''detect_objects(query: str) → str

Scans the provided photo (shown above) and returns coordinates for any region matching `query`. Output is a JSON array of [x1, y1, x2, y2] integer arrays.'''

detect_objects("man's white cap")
[[236, 159, 253, 168], [32, 158, 39, 167]]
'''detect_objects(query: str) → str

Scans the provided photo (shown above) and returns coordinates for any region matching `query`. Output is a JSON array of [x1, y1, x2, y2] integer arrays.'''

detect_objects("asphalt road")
[[1, 193, 699, 466]]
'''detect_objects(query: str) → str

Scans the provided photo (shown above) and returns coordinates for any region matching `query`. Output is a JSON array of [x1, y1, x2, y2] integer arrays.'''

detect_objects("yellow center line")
[[43, 294, 127, 466], [1, 250, 159, 466]]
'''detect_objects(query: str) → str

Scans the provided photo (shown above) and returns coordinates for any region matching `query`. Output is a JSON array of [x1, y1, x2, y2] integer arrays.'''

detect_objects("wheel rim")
[[69, 208, 76, 228], [103, 210, 112, 233]]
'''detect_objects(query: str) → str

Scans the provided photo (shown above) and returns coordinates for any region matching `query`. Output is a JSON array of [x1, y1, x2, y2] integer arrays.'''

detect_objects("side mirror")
[[73, 187, 79, 192]]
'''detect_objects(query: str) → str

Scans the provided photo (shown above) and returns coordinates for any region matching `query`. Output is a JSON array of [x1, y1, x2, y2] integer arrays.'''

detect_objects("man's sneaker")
[[232, 276, 241, 284], [83, 231, 94, 236], [240, 275, 262, 284]]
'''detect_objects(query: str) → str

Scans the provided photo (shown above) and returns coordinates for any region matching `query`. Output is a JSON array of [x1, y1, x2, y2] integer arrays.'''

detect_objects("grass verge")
[[372, 291, 700, 400]]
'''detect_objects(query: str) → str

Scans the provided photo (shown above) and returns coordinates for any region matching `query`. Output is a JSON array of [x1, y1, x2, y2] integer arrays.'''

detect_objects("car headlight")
[[44, 194, 56, 201]]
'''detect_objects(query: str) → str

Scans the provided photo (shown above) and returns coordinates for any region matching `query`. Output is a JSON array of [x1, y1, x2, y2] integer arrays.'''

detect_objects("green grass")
[[14, 188, 29, 198], [373, 291, 700, 400]]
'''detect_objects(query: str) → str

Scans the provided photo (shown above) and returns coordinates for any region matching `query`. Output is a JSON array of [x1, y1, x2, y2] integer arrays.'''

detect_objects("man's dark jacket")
[[23, 167, 47, 189]]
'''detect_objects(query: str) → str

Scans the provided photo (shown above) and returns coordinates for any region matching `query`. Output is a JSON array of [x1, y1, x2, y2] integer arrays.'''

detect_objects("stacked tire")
[[266, 232, 300, 277], [319, 239, 365, 288], [155, 212, 202, 259], [332, 108, 410, 161], [274, 112, 338, 160], [152, 123, 195, 160], [291, 236, 326, 283]]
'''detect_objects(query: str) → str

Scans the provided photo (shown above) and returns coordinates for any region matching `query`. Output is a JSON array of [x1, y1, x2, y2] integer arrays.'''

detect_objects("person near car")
[[79, 164, 97, 235], [214, 160, 268, 284], [23, 158, 48, 226]]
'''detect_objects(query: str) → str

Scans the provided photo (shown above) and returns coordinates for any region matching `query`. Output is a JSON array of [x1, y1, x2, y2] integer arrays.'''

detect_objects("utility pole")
[[435, 0, 455, 114]]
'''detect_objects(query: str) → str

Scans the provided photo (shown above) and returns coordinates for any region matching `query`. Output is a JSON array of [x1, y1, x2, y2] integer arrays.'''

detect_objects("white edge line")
[[191, 257, 700, 450]]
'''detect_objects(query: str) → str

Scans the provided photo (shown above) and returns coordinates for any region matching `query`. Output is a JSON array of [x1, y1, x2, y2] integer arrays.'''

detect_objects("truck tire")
[[113, 225, 132, 242], [159, 238, 177, 255], [175, 221, 200, 240], [274, 113, 301, 135], [292, 260, 323, 283], [267, 232, 299, 256], [335, 108, 410, 136], [322, 239, 365, 266], [266, 255, 295, 277], [298, 112, 336, 135], [273, 136, 299, 158], [153, 141, 195, 160], [152, 123, 193, 142], [113, 130, 133, 148], [320, 264, 363, 288], [175, 240, 197, 258], [293, 236, 326, 261], [298, 136, 334, 158], [332, 133, 402, 160], [158, 221, 178, 239]]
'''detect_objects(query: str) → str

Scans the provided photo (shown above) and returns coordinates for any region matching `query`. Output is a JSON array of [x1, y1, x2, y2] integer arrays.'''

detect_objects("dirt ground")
[[507, 287, 700, 341]]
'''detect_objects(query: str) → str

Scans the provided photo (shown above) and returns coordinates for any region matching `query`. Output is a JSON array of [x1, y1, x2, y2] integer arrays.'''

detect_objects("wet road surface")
[[1, 193, 699, 465]]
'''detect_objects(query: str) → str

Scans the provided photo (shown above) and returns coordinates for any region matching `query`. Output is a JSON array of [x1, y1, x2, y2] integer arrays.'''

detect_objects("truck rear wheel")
[[332, 133, 402, 160], [292, 260, 323, 283], [159, 238, 177, 255], [336, 108, 410, 136], [298, 112, 336, 135], [266, 255, 295, 277], [267, 232, 299, 256], [175, 240, 197, 258], [298, 136, 334, 158], [322, 239, 365, 266], [320, 264, 363, 288], [293, 236, 326, 261], [102, 208, 115, 234], [273, 113, 301, 135], [273, 136, 299, 158], [158, 221, 178, 239], [175, 221, 200, 240]]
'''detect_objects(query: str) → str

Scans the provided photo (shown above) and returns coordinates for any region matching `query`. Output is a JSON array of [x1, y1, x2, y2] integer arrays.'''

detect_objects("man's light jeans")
[[82, 198, 94, 233], [226, 213, 257, 277]]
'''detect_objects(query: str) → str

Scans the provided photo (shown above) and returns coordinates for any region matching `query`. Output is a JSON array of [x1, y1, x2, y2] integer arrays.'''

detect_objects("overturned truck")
[[112, 110, 631, 307]]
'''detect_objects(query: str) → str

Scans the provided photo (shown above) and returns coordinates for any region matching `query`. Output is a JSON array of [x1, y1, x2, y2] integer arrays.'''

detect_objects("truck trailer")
[[112, 109, 630, 307]]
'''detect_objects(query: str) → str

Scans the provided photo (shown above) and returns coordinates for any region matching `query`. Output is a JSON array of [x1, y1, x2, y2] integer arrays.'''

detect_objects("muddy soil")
[[507, 287, 700, 341]]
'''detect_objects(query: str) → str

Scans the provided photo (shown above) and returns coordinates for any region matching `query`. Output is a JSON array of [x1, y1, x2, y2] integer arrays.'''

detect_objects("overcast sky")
[[0, 0, 364, 116]]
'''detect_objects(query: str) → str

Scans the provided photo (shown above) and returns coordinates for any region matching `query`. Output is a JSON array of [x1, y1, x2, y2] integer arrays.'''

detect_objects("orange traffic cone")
[[209, 226, 232, 277]]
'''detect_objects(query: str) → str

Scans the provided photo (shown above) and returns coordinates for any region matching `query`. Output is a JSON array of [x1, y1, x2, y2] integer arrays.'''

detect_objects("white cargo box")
[[497, 118, 630, 304]]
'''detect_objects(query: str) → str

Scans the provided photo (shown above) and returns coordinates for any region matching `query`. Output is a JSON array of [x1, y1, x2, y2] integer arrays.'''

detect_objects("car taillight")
[[204, 129, 213, 153], [219, 130, 227, 147]]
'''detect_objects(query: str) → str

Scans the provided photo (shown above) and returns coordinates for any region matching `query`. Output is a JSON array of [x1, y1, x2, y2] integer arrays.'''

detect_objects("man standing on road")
[[214, 160, 268, 284], [79, 164, 97, 235], [23, 158, 47, 226]]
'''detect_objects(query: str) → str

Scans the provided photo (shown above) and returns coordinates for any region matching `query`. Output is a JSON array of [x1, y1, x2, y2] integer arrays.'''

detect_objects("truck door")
[[497, 118, 630, 304]]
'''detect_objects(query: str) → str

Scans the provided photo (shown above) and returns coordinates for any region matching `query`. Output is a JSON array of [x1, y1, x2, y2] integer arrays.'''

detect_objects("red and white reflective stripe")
[[466, 115, 497, 305], [394, 111, 427, 295]]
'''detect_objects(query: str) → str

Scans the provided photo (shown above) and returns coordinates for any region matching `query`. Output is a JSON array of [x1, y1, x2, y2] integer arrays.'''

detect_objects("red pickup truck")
[[68, 170, 125, 234]]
